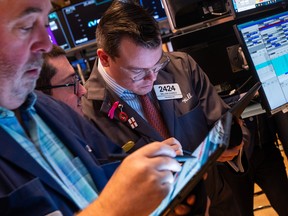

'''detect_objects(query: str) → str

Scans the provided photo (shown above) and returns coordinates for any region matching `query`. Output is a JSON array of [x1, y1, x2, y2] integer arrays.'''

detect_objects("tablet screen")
[[151, 112, 232, 216]]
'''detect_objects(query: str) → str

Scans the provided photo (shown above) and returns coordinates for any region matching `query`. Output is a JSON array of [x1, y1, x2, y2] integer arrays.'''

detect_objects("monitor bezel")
[[48, 11, 73, 51]]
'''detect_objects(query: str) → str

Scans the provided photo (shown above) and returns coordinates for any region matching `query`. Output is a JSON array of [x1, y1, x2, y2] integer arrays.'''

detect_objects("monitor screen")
[[140, 0, 167, 21], [229, 0, 287, 18], [48, 12, 71, 50], [62, 0, 166, 48], [61, 0, 112, 47], [234, 10, 288, 114]]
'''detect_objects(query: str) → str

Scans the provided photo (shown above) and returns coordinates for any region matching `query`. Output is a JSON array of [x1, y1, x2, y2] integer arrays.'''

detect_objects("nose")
[[31, 26, 53, 53], [77, 84, 87, 98], [143, 70, 157, 82]]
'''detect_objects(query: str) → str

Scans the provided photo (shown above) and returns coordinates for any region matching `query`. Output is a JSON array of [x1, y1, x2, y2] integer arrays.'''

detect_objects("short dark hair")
[[36, 45, 66, 95], [96, 0, 161, 59]]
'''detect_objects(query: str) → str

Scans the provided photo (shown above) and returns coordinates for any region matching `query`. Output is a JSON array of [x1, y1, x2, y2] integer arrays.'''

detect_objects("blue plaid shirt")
[[0, 93, 98, 209]]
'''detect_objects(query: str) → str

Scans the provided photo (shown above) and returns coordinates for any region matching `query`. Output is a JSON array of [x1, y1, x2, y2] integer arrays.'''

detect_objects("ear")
[[97, 49, 110, 67]]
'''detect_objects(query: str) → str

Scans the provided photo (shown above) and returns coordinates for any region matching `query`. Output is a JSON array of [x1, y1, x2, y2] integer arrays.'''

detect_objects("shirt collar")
[[21, 92, 37, 111], [97, 60, 136, 99]]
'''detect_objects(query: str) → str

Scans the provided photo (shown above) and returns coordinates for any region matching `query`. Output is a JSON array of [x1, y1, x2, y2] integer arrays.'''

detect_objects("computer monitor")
[[228, 0, 288, 19], [170, 21, 252, 93], [162, 0, 229, 32], [234, 10, 288, 114], [62, 0, 166, 48], [140, 0, 167, 22], [48, 11, 71, 50], [61, 0, 112, 47]]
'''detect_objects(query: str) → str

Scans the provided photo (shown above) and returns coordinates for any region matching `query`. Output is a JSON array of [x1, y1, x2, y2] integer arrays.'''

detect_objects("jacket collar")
[[86, 57, 177, 140]]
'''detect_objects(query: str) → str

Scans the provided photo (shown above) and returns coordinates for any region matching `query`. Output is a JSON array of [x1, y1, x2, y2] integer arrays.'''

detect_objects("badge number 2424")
[[154, 83, 183, 100]]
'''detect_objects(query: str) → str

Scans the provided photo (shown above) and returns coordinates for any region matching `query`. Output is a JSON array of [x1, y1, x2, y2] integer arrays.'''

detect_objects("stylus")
[[108, 153, 196, 162]]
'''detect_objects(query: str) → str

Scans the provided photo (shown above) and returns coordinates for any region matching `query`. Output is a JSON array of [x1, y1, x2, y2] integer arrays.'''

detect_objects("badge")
[[108, 101, 128, 122], [153, 83, 183, 100], [119, 112, 128, 122], [118, 104, 128, 122], [108, 101, 119, 119], [122, 141, 135, 152], [128, 117, 138, 129]]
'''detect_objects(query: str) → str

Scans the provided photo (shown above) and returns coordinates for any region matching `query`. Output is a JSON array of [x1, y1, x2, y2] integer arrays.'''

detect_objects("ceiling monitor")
[[140, 0, 167, 22], [61, 0, 112, 47], [234, 10, 288, 114], [48, 11, 72, 50], [228, 0, 288, 19]]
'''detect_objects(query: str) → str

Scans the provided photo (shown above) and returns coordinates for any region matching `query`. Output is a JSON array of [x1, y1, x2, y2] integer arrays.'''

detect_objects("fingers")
[[203, 172, 208, 180], [186, 194, 196, 205], [172, 195, 195, 215], [135, 141, 177, 158], [162, 137, 183, 155], [157, 169, 176, 185], [173, 204, 191, 215], [137, 137, 183, 159], [217, 142, 243, 162], [150, 156, 182, 173], [205, 197, 211, 216]]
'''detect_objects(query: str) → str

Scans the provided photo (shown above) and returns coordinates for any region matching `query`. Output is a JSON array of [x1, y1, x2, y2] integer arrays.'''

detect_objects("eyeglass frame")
[[119, 53, 170, 82], [37, 74, 81, 95]]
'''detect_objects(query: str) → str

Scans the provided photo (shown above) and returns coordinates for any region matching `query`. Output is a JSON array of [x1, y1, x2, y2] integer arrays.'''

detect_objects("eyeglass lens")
[[133, 54, 170, 81]]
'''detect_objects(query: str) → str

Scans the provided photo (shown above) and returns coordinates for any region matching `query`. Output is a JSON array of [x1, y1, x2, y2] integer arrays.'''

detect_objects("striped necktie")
[[139, 94, 170, 139]]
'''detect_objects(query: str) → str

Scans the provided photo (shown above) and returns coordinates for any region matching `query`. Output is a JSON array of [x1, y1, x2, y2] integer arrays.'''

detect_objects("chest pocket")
[[176, 101, 209, 152]]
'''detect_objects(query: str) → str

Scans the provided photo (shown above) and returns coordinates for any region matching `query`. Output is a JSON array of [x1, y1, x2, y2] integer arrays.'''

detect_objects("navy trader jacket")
[[82, 51, 232, 152], [0, 91, 122, 216], [82, 51, 250, 216]]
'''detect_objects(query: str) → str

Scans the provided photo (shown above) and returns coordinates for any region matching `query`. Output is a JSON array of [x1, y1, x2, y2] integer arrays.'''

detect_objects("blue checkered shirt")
[[0, 93, 98, 209]]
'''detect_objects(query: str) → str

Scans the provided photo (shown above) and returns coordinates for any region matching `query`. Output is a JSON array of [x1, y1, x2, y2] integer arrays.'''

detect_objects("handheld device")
[[150, 111, 233, 216]]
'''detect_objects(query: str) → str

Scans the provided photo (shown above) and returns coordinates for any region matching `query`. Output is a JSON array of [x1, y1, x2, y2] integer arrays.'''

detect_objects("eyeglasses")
[[37, 75, 81, 95], [120, 53, 170, 82]]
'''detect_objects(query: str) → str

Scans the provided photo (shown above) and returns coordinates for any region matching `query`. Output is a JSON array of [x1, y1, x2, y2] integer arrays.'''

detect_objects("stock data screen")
[[231, 0, 283, 13], [236, 11, 288, 113]]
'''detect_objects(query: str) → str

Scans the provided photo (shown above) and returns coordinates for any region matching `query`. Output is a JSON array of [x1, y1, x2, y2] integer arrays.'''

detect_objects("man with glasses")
[[0, 0, 196, 215], [36, 45, 87, 115], [82, 1, 248, 215]]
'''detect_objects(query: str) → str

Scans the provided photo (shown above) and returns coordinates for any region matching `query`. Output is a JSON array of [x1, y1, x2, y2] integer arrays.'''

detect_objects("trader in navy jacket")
[[0, 0, 189, 215]]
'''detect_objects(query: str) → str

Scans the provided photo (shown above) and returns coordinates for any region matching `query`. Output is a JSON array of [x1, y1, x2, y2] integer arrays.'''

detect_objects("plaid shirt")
[[0, 93, 98, 209]]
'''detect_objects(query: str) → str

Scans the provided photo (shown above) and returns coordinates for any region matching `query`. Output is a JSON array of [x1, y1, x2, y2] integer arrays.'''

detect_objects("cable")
[[207, 6, 229, 16], [219, 76, 254, 98]]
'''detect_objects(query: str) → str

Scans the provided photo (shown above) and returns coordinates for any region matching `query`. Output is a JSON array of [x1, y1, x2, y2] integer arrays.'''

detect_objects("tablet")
[[230, 82, 261, 118], [150, 111, 233, 216]]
